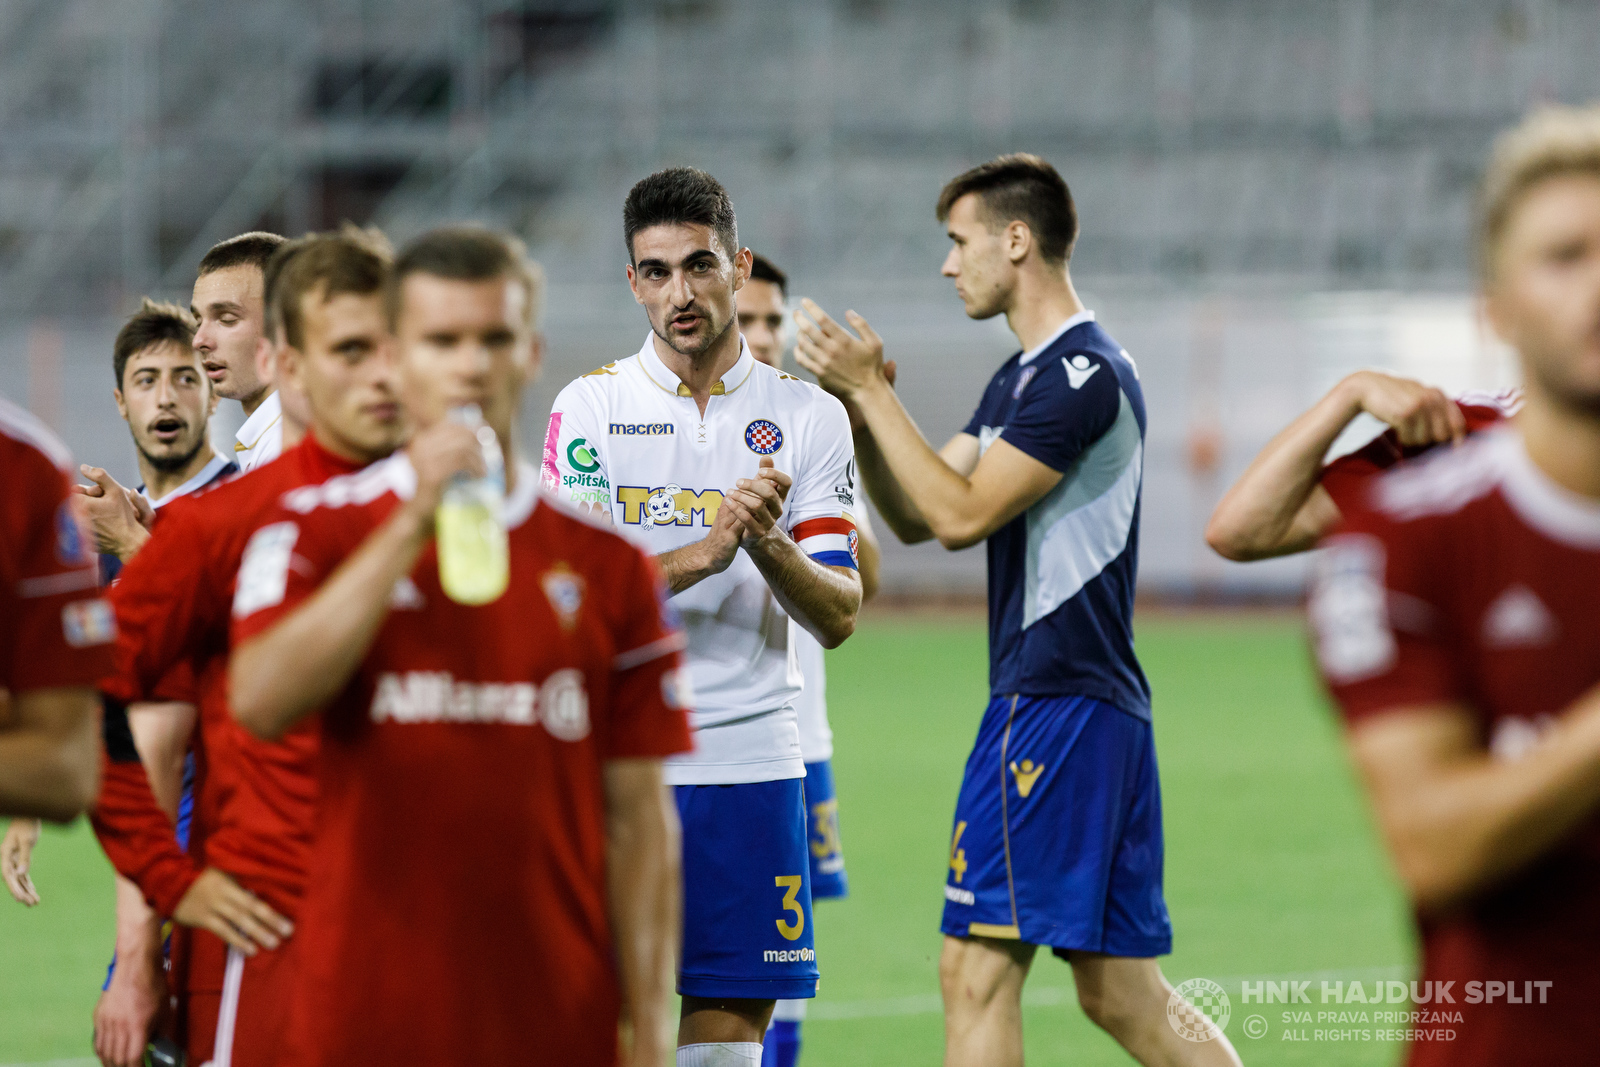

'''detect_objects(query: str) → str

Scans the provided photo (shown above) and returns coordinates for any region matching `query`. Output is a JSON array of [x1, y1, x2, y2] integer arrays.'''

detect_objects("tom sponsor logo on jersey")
[[617, 484, 724, 529]]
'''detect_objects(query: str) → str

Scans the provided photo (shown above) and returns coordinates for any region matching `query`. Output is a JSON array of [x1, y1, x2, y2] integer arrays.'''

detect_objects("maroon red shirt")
[[0, 394, 113, 695], [1319, 389, 1520, 511], [231, 453, 691, 1066], [92, 435, 364, 918], [1309, 427, 1599, 1066]]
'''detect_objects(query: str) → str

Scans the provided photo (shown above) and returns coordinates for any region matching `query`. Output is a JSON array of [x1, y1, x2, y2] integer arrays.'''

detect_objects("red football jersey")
[[1309, 427, 1600, 1067], [93, 435, 364, 917], [231, 454, 691, 1067], [1319, 389, 1521, 512], [0, 394, 115, 694]]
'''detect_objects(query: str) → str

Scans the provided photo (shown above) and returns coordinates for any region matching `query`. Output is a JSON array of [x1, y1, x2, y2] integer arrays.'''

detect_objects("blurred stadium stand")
[[0, 0, 1570, 597]]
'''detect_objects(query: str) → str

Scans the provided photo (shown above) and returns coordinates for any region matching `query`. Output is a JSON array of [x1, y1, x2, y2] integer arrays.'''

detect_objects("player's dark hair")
[[387, 225, 544, 331], [749, 253, 787, 297], [113, 298, 198, 389], [266, 224, 393, 351], [196, 231, 287, 278], [623, 167, 739, 264], [936, 154, 1078, 266]]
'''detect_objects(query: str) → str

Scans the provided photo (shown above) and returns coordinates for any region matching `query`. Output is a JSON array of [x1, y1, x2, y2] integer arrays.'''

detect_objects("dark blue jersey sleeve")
[[998, 350, 1121, 473]]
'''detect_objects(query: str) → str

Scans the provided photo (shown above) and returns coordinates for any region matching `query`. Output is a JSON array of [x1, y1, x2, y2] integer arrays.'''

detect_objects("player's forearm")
[[604, 762, 679, 1066], [746, 532, 861, 649], [853, 377, 992, 548], [113, 874, 164, 969], [855, 512, 884, 602], [0, 689, 100, 821], [127, 702, 194, 822], [1205, 379, 1364, 561], [852, 424, 934, 545], [653, 538, 730, 595], [232, 503, 432, 740], [1365, 698, 1600, 912]]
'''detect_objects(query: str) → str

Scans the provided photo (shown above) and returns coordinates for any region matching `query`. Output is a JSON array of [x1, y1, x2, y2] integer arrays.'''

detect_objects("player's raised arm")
[[230, 420, 485, 740], [725, 455, 861, 648], [796, 300, 1064, 551], [1204, 370, 1464, 561]]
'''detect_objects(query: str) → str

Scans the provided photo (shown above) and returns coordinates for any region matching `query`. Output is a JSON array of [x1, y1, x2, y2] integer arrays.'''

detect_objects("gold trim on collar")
[[677, 381, 725, 397]]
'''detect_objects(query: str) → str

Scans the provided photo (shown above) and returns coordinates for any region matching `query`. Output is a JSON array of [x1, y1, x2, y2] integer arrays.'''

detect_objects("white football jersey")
[[235, 391, 284, 472], [544, 333, 859, 785]]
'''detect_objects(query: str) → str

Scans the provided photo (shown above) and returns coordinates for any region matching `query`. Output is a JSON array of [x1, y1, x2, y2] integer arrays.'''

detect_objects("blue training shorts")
[[940, 693, 1172, 958], [676, 778, 819, 1000], [803, 760, 848, 900]]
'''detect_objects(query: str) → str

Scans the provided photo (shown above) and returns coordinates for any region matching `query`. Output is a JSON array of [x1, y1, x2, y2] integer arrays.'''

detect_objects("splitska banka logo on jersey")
[[370, 668, 590, 740], [617, 485, 725, 529]]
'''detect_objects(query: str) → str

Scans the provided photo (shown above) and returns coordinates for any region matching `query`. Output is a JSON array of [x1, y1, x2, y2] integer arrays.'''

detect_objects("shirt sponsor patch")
[[609, 423, 675, 436], [370, 668, 590, 739], [61, 598, 116, 647], [234, 522, 301, 618]]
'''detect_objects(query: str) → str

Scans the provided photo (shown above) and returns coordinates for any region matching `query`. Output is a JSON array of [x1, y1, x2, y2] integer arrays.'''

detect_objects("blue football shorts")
[[676, 778, 819, 1000], [940, 693, 1173, 959], [802, 760, 848, 900]]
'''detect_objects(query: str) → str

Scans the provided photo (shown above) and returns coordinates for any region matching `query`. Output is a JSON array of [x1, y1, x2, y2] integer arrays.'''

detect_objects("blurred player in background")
[[191, 232, 288, 471], [798, 154, 1239, 1067], [1205, 371, 1519, 562], [92, 228, 398, 1067], [0, 392, 107, 820], [4, 299, 231, 908], [229, 226, 686, 1067], [1309, 105, 1600, 1067], [76, 300, 237, 1067], [738, 252, 882, 1067], [544, 170, 862, 1067]]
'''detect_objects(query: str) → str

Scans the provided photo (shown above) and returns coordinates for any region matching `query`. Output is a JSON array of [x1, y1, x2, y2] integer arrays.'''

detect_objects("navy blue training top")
[[961, 314, 1151, 720]]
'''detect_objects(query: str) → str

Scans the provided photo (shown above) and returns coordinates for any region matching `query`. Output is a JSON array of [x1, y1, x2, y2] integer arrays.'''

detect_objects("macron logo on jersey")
[[370, 668, 591, 740], [1064, 355, 1100, 390]]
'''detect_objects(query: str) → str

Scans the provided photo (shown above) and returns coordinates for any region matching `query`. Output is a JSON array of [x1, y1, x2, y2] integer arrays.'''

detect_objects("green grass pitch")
[[0, 614, 1412, 1065]]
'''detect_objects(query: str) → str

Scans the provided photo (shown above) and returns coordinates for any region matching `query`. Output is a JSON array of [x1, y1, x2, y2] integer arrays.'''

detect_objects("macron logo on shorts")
[[763, 948, 816, 963]]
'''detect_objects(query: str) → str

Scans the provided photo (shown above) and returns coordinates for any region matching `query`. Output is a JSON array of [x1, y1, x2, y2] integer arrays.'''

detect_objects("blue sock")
[[760, 1019, 802, 1067]]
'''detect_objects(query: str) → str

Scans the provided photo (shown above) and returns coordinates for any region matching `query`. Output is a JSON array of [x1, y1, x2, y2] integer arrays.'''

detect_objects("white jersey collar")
[[142, 453, 232, 510], [635, 332, 757, 398], [1493, 427, 1600, 548], [1018, 309, 1096, 366], [235, 391, 283, 455]]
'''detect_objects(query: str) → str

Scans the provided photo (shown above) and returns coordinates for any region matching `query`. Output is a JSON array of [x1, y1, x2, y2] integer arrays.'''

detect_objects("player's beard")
[[137, 429, 207, 473], [654, 305, 734, 363]]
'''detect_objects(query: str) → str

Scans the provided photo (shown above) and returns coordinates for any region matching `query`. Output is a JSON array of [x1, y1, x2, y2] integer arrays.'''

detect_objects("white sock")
[[771, 998, 808, 1022], [677, 1042, 764, 1066]]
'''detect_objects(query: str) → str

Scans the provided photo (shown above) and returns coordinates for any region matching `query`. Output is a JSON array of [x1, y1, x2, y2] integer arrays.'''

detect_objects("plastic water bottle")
[[436, 404, 509, 605]]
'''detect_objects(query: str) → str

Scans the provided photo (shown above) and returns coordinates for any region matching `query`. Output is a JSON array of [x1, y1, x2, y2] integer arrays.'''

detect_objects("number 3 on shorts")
[[774, 875, 804, 941]]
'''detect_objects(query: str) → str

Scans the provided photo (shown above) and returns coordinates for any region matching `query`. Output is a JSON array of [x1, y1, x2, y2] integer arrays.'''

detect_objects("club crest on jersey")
[[1012, 365, 1039, 399], [541, 562, 586, 630], [744, 419, 783, 455], [847, 528, 860, 563]]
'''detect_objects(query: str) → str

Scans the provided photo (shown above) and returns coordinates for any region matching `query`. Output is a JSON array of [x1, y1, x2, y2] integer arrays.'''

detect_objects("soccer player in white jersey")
[[739, 253, 882, 1067], [191, 232, 288, 471], [798, 155, 1239, 1067], [544, 169, 862, 1067]]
